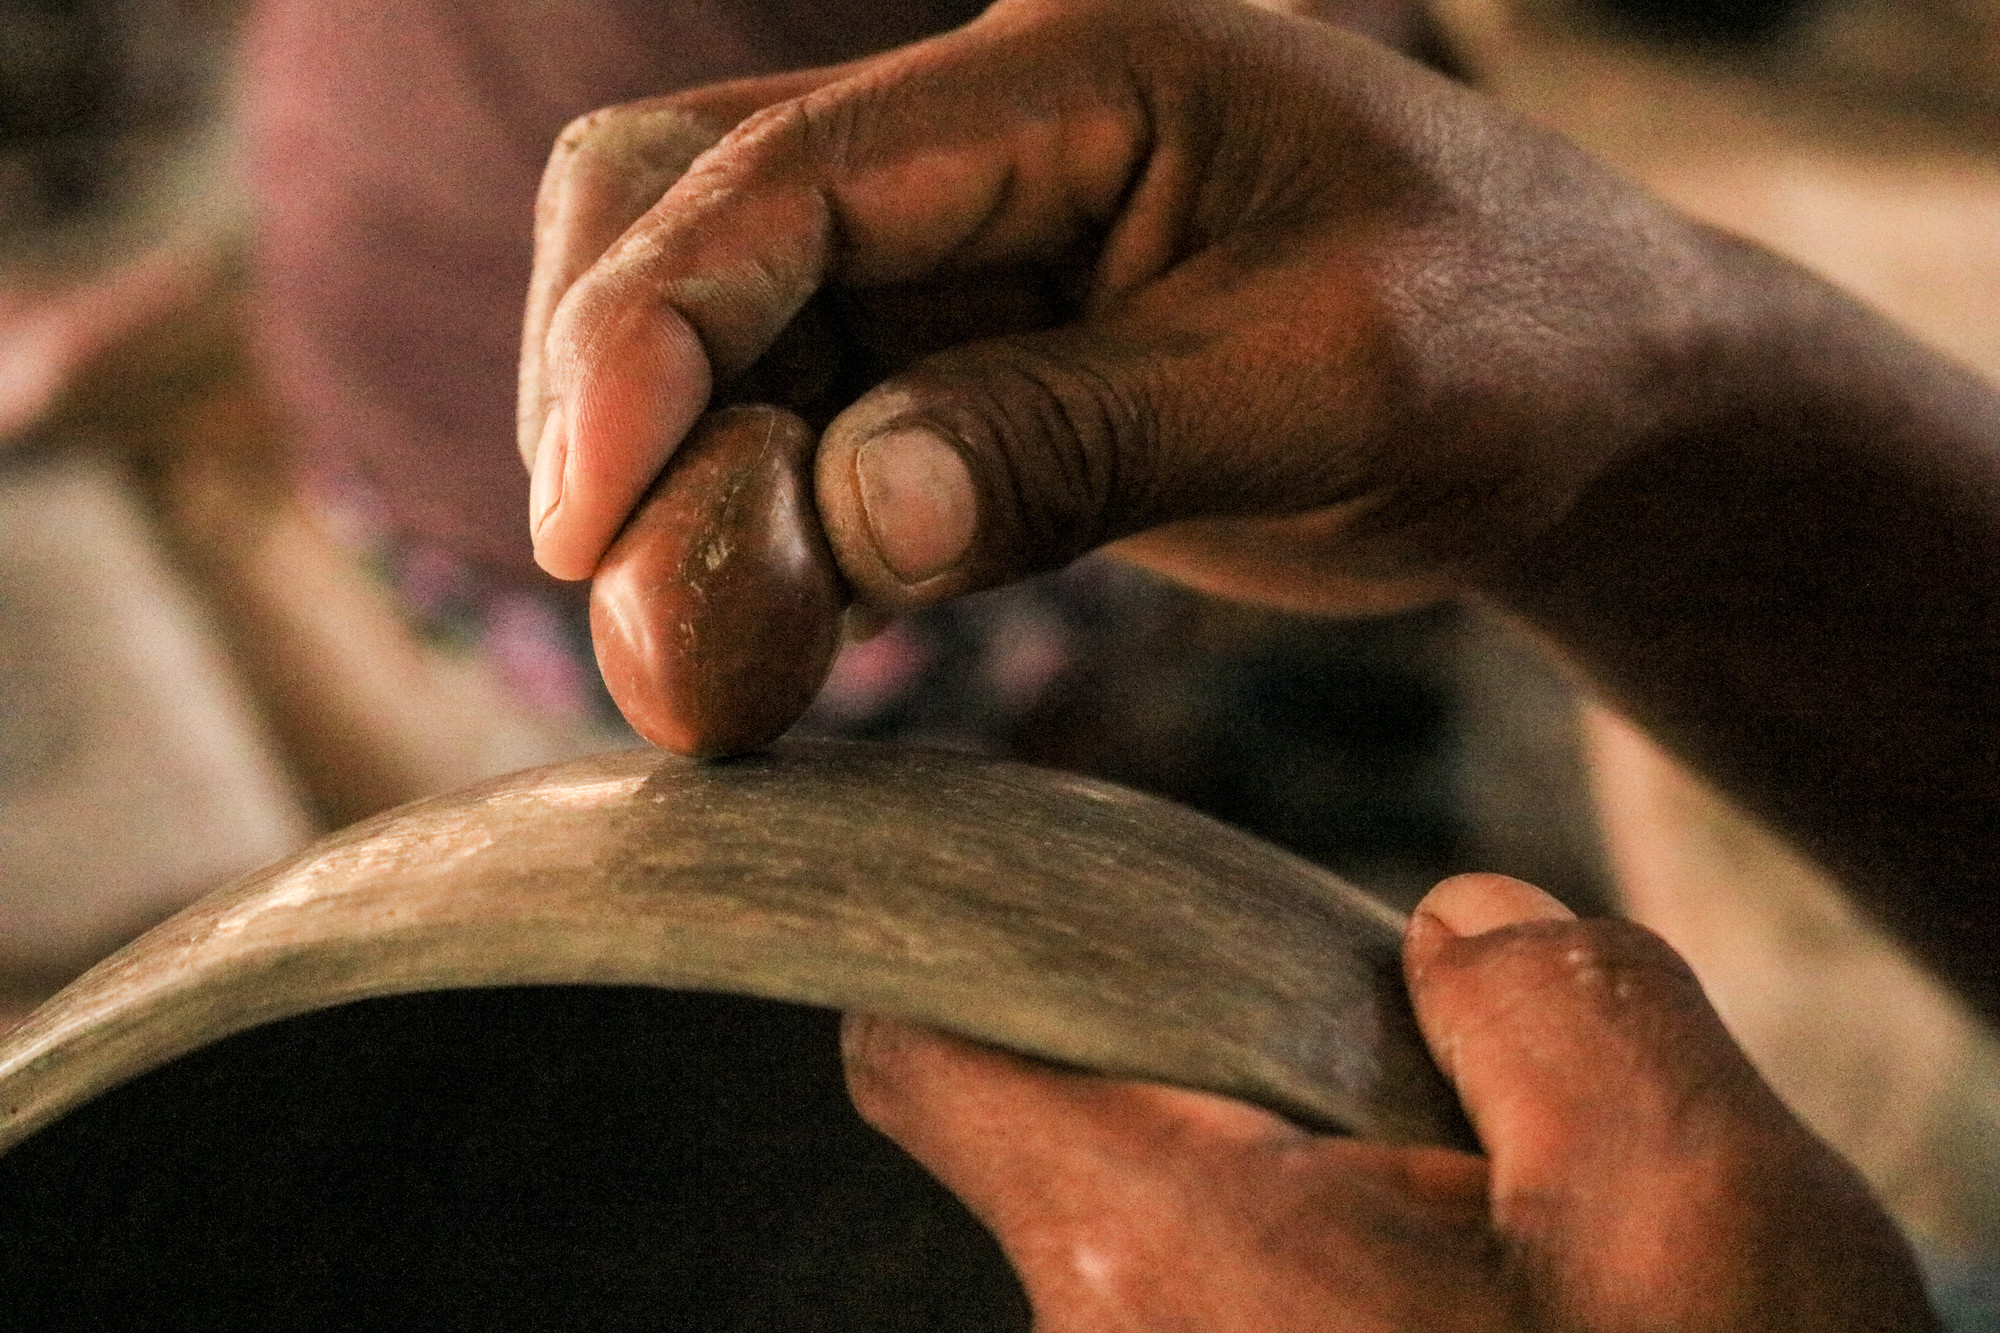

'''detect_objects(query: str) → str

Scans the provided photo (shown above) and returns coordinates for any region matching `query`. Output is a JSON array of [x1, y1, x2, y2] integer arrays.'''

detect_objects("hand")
[[519, 0, 2000, 1011], [519, 0, 1720, 615], [843, 874, 1943, 1332]]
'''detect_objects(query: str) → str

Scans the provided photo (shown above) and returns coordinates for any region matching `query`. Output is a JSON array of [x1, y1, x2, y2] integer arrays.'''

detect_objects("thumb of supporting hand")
[[1406, 874, 1940, 1333]]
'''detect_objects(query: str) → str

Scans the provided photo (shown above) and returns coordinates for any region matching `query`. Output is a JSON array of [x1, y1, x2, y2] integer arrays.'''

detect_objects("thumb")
[[812, 324, 1154, 612], [1405, 873, 1940, 1333], [813, 263, 1400, 613]]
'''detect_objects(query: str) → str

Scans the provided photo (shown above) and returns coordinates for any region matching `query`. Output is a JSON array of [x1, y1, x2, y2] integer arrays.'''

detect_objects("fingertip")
[[1413, 873, 1575, 941], [838, 1009, 922, 1090], [839, 1012, 990, 1126], [837, 1009, 892, 1102]]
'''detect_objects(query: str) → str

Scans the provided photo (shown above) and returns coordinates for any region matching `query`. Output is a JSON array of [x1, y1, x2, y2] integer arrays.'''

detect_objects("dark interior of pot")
[[0, 988, 1032, 1332]]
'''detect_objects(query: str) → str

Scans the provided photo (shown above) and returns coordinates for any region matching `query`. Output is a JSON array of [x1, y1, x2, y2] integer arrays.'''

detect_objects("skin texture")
[[518, 0, 1994, 1323], [520, 0, 1709, 591], [521, 0, 1998, 1018], [844, 874, 1943, 1332], [590, 405, 843, 756]]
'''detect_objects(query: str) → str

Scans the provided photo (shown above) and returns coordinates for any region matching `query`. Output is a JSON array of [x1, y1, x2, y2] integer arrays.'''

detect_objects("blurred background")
[[0, 0, 1995, 1325]]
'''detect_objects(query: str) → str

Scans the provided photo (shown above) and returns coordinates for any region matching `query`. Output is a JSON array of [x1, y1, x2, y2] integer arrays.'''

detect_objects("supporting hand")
[[843, 874, 1943, 1332]]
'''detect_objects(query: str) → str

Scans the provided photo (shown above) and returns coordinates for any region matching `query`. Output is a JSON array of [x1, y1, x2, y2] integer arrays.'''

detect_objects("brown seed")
[[591, 405, 844, 757]]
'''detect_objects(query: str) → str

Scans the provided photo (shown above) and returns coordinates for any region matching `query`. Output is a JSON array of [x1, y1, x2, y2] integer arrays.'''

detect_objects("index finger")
[[519, 63, 887, 475], [529, 0, 1165, 579]]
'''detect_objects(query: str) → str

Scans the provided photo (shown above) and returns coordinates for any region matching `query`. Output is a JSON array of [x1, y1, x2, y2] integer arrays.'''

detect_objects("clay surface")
[[0, 741, 1471, 1154], [591, 406, 843, 756]]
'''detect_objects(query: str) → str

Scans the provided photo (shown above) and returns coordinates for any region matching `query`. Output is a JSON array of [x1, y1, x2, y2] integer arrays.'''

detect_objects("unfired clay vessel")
[[0, 740, 1465, 1152]]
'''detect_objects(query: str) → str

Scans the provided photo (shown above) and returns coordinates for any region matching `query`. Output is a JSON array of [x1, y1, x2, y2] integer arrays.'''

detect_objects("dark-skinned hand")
[[518, 0, 1716, 614], [519, 0, 2000, 1014], [844, 874, 1943, 1332], [513, 4, 1989, 1322]]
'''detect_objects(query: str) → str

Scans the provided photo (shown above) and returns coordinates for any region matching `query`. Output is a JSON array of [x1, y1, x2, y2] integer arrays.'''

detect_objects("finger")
[[521, 69, 865, 579], [531, 0, 1175, 578], [810, 242, 1410, 611], [520, 64, 881, 472], [841, 1013, 1298, 1224], [841, 1012, 1276, 1330], [1404, 874, 1940, 1332], [521, 103, 717, 482], [842, 1013, 1516, 1332]]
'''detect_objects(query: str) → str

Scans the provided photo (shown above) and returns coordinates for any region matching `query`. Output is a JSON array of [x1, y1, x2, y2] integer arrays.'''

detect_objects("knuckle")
[[706, 73, 915, 192], [924, 337, 1152, 563], [658, 101, 827, 242], [549, 102, 652, 186], [709, 94, 844, 182], [555, 97, 684, 157], [552, 103, 626, 159]]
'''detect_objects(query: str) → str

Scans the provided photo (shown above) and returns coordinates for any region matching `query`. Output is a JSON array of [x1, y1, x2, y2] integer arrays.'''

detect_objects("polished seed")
[[591, 405, 844, 757]]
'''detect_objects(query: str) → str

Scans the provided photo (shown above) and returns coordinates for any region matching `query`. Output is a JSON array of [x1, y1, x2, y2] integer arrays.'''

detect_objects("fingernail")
[[854, 426, 976, 585], [529, 402, 568, 541], [1418, 873, 1576, 938]]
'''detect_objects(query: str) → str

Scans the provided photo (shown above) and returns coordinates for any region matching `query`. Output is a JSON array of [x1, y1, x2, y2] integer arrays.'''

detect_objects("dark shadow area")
[[0, 987, 1031, 1332], [993, 587, 1475, 910], [0, 0, 233, 235], [1587, 0, 1818, 46]]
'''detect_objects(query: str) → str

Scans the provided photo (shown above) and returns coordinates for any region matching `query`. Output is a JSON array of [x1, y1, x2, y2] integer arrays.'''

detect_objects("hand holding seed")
[[589, 405, 844, 757]]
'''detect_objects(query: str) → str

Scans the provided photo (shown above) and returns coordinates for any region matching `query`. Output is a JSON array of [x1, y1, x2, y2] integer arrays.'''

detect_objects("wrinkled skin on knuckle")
[[594, 118, 838, 386], [697, 71, 927, 221], [909, 333, 1153, 582], [698, 95, 821, 190]]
